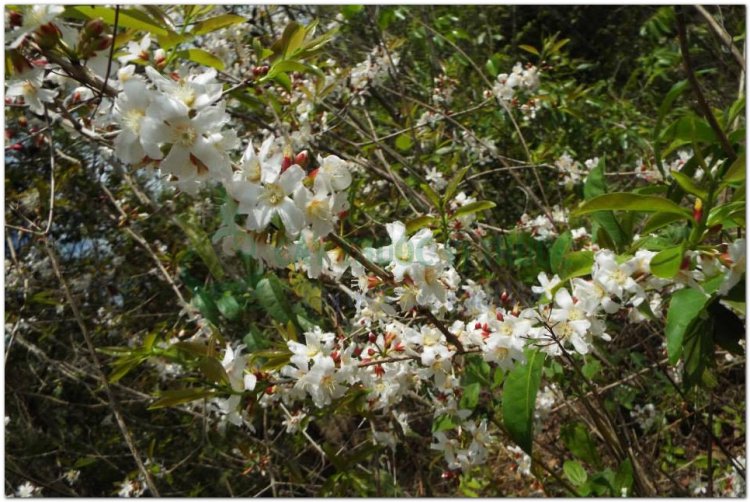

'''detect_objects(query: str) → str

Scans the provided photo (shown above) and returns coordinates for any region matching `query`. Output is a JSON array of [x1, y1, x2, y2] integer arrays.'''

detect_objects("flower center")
[[245, 159, 261, 183], [174, 83, 196, 108], [306, 198, 328, 220], [123, 108, 145, 134], [612, 269, 628, 285], [173, 122, 197, 147], [264, 183, 286, 206], [395, 241, 412, 262]]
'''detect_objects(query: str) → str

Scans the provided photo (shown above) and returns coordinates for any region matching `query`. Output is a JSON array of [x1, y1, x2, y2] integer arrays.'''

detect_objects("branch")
[[43, 237, 161, 497], [694, 5, 745, 71], [676, 7, 738, 163]]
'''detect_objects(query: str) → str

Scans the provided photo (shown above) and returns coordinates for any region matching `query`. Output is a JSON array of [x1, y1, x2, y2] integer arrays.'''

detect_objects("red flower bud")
[[693, 199, 703, 223], [368, 333, 377, 343], [96, 35, 113, 52], [500, 291, 510, 304], [496, 312, 504, 322], [281, 155, 293, 173], [295, 150, 309, 168], [84, 18, 106, 37], [9, 11, 22, 28]]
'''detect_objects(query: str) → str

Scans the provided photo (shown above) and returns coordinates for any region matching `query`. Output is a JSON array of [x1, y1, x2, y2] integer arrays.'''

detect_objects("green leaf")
[[563, 460, 588, 486], [559, 251, 594, 281], [454, 200, 496, 218], [216, 292, 241, 320], [149, 388, 215, 409], [109, 357, 145, 383], [720, 153, 746, 186], [549, 231, 573, 273], [502, 349, 545, 454], [175, 214, 225, 281], [614, 459, 634, 495], [573, 193, 691, 218], [444, 166, 471, 202], [459, 382, 481, 410], [395, 134, 413, 151], [518, 44, 540, 56], [650, 245, 684, 279], [671, 170, 708, 200], [683, 316, 716, 388], [341, 5, 364, 18], [177, 48, 225, 70], [267, 60, 310, 78], [173, 340, 211, 357], [432, 414, 456, 433], [583, 158, 606, 200], [255, 276, 292, 324], [665, 288, 710, 364], [405, 215, 437, 234], [642, 212, 686, 234], [561, 422, 602, 467], [67, 6, 170, 37], [198, 357, 230, 385], [191, 13, 246, 36], [420, 182, 441, 208], [665, 113, 717, 144]]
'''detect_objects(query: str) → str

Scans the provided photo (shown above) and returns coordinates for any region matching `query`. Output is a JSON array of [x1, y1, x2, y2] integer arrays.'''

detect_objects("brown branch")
[[43, 237, 160, 497], [694, 5, 745, 71], [676, 7, 738, 163]]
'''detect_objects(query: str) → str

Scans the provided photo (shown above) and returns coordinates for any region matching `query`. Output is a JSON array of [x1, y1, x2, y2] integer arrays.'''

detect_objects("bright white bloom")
[[531, 272, 562, 300], [251, 164, 306, 235], [376, 222, 439, 281], [145, 66, 222, 111], [719, 238, 746, 295], [592, 250, 643, 304], [15, 482, 41, 498], [140, 97, 231, 185], [295, 356, 348, 408], [6, 67, 57, 115], [314, 154, 352, 193], [113, 79, 152, 163], [9, 5, 65, 48]]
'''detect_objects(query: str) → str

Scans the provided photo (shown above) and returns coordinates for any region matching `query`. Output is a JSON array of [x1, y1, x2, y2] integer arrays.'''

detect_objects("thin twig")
[[43, 237, 160, 496], [676, 7, 737, 163]]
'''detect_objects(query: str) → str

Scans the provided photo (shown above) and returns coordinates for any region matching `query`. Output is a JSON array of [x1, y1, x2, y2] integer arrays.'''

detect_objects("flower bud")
[[96, 35, 113, 52], [9, 10, 23, 28], [693, 198, 703, 223], [34, 23, 62, 49], [295, 150, 309, 168], [281, 155, 293, 173], [8, 143, 24, 152], [500, 291, 510, 304], [84, 18, 106, 37]]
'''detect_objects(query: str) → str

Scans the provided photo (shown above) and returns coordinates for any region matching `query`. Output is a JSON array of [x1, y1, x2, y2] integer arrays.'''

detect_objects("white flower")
[[9, 5, 65, 48], [145, 66, 222, 111], [531, 272, 561, 300], [113, 79, 152, 163], [314, 154, 352, 192], [296, 356, 348, 407], [294, 185, 347, 238], [15, 482, 41, 498], [6, 67, 57, 115], [249, 163, 306, 235], [141, 97, 231, 185], [118, 34, 152, 64], [592, 250, 643, 303], [719, 238, 745, 295], [376, 222, 439, 281]]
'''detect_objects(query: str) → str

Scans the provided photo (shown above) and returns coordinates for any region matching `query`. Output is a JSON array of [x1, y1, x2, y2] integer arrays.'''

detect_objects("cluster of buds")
[[77, 18, 112, 59]]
